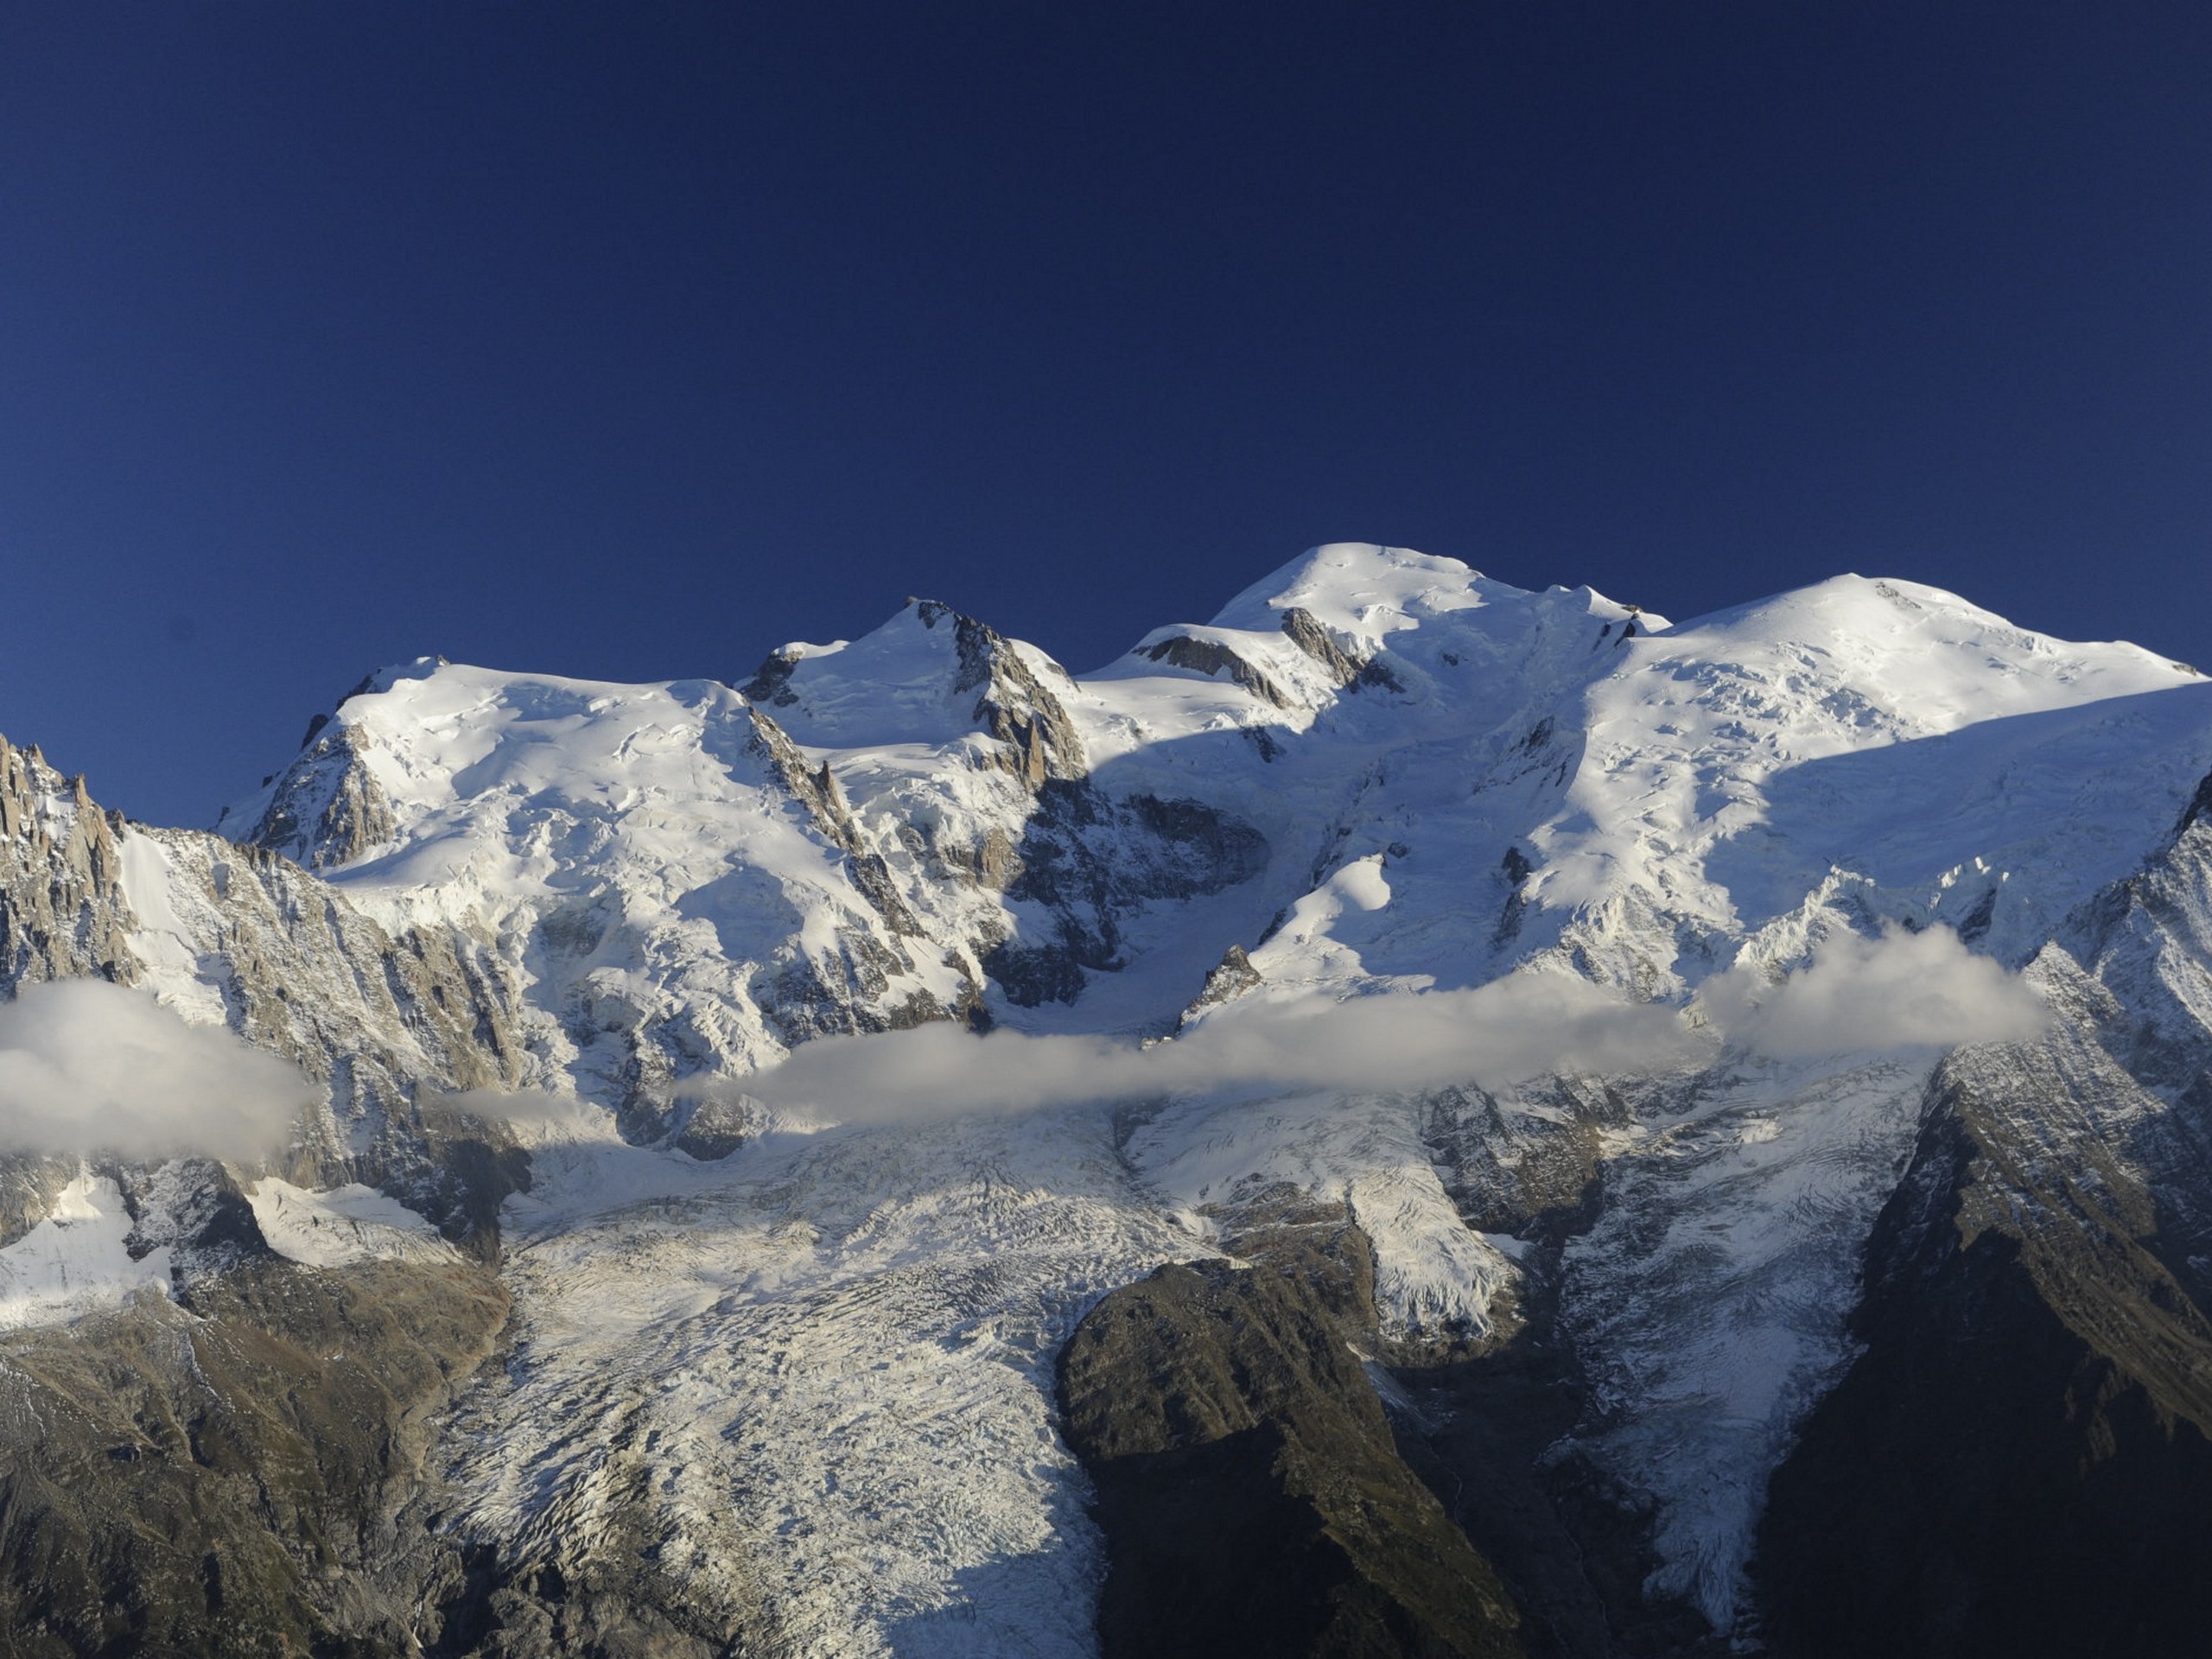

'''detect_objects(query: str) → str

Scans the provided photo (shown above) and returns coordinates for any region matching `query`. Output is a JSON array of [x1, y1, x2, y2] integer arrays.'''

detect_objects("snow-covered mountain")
[[4, 543, 2212, 1657]]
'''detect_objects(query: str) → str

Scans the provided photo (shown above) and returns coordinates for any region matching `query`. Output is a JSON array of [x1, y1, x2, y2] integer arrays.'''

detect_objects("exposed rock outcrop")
[[1061, 1237, 1524, 1659], [1179, 942, 1262, 1027], [985, 781, 1268, 1005], [1139, 631, 1294, 708], [0, 1257, 507, 1659], [117, 825, 528, 1200], [0, 733, 137, 988], [937, 601, 1088, 786], [1280, 605, 1367, 688], [241, 719, 399, 871], [1754, 1085, 2212, 1659]]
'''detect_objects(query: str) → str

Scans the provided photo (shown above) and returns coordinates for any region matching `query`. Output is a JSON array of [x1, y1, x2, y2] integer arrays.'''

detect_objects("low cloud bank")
[[0, 980, 311, 1159], [435, 1084, 597, 1127], [701, 924, 2049, 1127], [717, 973, 1693, 1125], [1697, 923, 2049, 1058]]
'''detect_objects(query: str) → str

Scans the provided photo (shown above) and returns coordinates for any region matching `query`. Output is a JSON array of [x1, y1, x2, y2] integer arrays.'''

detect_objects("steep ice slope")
[[1563, 576, 2212, 972], [1201, 569, 2209, 1004]]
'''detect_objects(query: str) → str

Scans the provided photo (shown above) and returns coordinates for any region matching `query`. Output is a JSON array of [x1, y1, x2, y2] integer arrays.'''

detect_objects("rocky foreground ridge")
[[3, 544, 2212, 1656]]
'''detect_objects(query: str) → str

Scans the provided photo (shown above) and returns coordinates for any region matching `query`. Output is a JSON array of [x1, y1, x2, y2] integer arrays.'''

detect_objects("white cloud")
[[0, 980, 311, 1159], [427, 1084, 619, 1149], [435, 1084, 596, 1127], [694, 926, 2049, 1128], [1697, 924, 2048, 1057], [710, 971, 1695, 1125]]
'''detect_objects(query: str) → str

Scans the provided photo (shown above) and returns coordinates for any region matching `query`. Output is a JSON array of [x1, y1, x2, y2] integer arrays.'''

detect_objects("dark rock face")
[[244, 719, 400, 871], [0, 733, 137, 988], [1179, 942, 1263, 1027], [0, 1160, 79, 1254], [1279, 607, 1366, 689], [1141, 632, 1294, 708], [1754, 1102, 2212, 1659], [1392, 1343, 1719, 1659], [754, 927, 937, 1044], [987, 779, 1268, 1006], [739, 646, 802, 706], [113, 1158, 270, 1292], [0, 1258, 507, 1659], [980, 935, 1090, 1007], [1420, 1079, 1620, 1243], [669, 1090, 755, 1161], [429, 1549, 734, 1659], [1388, 1081, 1726, 1659], [1402, 1358, 1735, 1651], [937, 601, 1088, 786], [1060, 1243, 1524, 1659]]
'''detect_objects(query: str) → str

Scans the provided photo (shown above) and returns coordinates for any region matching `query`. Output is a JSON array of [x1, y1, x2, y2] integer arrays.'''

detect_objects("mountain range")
[[3, 543, 2212, 1657]]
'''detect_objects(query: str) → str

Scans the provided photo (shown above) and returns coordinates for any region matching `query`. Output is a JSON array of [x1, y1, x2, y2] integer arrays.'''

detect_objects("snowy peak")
[[742, 597, 1086, 784], [226, 660, 769, 870], [1205, 541, 1640, 643], [1658, 572, 2200, 737], [1094, 544, 1655, 734], [1514, 573, 2212, 979]]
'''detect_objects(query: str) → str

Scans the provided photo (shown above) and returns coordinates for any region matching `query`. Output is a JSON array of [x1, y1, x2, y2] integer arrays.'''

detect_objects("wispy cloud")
[[1696, 923, 2049, 1057], [709, 971, 1695, 1125], [690, 925, 2048, 1128], [0, 980, 311, 1159]]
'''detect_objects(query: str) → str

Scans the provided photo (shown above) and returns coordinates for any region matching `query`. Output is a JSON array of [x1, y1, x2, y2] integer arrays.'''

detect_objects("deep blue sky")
[[4, 3, 2209, 825]]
